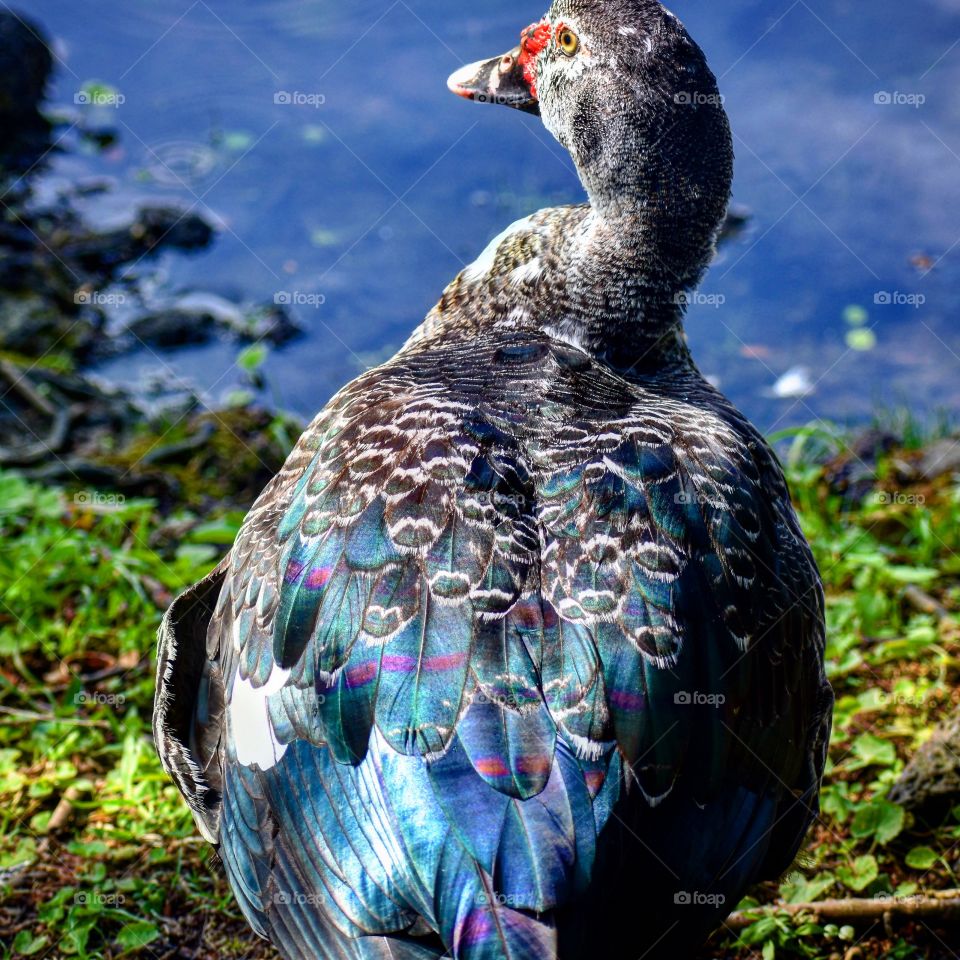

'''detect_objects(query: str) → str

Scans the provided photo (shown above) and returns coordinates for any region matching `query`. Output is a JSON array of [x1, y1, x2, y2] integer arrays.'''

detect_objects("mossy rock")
[[0, 293, 101, 359], [889, 708, 960, 820], [98, 407, 299, 511]]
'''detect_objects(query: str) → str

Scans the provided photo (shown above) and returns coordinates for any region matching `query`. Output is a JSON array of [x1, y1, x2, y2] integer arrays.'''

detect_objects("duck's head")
[[449, 0, 733, 283]]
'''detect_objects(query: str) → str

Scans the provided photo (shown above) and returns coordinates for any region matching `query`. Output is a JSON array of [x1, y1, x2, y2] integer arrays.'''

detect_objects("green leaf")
[[175, 543, 217, 567], [850, 798, 904, 845], [779, 871, 835, 904], [885, 565, 939, 584], [837, 854, 879, 892], [115, 921, 160, 950], [237, 343, 269, 373], [187, 515, 244, 545], [763, 940, 776, 960], [905, 846, 938, 870], [739, 916, 781, 946], [301, 124, 327, 144], [843, 305, 868, 327], [13, 931, 49, 955], [820, 784, 852, 824], [310, 227, 339, 248], [846, 328, 877, 351], [222, 130, 255, 152], [848, 733, 897, 769]]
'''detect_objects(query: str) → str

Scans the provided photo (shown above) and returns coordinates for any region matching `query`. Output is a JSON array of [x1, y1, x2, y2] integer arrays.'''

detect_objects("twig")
[[0, 359, 57, 417], [0, 706, 110, 728], [46, 784, 83, 833], [904, 585, 952, 625], [45, 658, 143, 691], [721, 891, 960, 932], [0, 406, 71, 465]]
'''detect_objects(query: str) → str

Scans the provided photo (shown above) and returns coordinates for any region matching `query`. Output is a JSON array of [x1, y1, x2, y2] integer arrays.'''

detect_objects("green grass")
[[1, 425, 958, 959]]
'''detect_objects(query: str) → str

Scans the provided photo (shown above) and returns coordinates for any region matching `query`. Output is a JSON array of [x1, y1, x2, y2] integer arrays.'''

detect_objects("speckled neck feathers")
[[410, 0, 733, 375]]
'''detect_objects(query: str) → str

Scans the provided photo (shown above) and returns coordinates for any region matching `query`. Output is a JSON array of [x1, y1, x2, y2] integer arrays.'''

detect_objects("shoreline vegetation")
[[3, 8, 960, 960]]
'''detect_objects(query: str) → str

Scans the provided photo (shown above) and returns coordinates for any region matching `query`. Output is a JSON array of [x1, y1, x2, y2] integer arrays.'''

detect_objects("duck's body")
[[155, 4, 832, 958]]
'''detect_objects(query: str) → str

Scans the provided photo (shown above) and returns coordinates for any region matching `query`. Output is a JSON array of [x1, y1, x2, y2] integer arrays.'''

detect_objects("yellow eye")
[[557, 27, 579, 56]]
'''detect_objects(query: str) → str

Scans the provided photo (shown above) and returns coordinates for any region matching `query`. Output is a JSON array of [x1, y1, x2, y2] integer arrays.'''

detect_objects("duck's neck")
[[548, 103, 733, 376], [549, 205, 708, 376]]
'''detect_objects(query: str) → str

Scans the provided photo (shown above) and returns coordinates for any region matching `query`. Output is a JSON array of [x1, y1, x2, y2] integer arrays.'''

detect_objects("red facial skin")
[[518, 20, 552, 97]]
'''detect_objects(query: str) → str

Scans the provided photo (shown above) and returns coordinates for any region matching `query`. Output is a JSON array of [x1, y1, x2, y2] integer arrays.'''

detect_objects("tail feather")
[[153, 561, 228, 842]]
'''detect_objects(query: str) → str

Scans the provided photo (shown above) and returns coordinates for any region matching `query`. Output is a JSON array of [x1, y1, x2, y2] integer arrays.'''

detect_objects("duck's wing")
[[532, 373, 833, 883], [154, 359, 587, 955], [211, 371, 546, 767]]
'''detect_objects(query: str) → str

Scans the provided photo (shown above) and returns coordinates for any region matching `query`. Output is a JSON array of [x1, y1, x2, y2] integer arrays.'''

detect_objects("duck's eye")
[[557, 27, 579, 56]]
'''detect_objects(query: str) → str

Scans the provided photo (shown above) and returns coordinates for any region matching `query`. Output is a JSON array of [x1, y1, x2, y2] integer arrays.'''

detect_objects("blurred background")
[[25, 0, 960, 432]]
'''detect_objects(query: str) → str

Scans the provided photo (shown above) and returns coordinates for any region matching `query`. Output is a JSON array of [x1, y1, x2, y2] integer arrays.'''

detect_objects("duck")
[[153, 2, 834, 957]]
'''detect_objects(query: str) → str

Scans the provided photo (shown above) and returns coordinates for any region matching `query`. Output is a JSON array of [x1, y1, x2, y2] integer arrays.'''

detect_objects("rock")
[[228, 302, 301, 345], [0, 11, 51, 121], [173, 292, 246, 328], [58, 204, 215, 270], [889, 707, 960, 820], [173, 293, 301, 344], [918, 437, 960, 481], [0, 292, 102, 358], [822, 429, 900, 502], [0, 10, 53, 171], [126, 295, 302, 351], [0, 359, 136, 467], [126, 309, 216, 349], [0, 201, 217, 321]]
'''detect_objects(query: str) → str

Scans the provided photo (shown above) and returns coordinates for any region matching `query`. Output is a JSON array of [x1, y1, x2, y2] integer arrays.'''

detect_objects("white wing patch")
[[509, 257, 544, 285], [230, 665, 291, 770], [462, 214, 537, 283]]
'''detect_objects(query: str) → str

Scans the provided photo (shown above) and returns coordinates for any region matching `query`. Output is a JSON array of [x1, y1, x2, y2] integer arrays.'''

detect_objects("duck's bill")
[[447, 49, 540, 115]]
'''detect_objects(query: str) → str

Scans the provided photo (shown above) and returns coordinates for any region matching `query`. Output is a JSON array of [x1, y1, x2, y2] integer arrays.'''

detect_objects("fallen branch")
[[0, 706, 110, 728], [0, 358, 57, 416], [903, 584, 953, 626], [721, 890, 960, 932], [46, 784, 83, 833]]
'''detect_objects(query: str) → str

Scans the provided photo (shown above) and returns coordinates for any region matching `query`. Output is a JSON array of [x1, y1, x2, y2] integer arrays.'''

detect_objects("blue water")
[[30, 0, 960, 433]]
